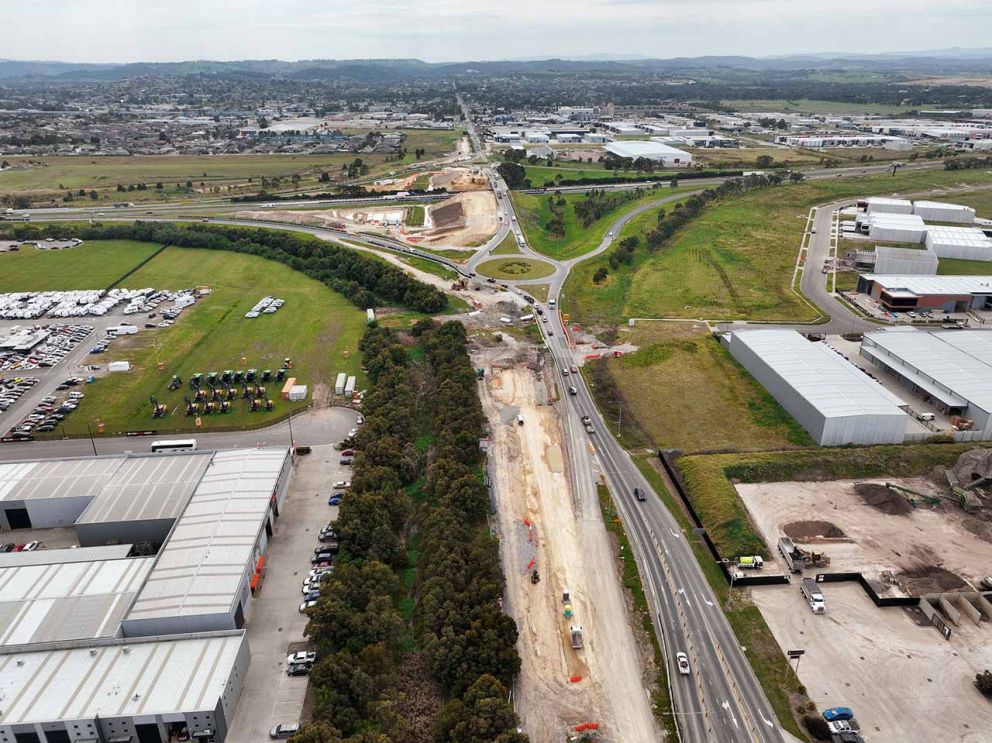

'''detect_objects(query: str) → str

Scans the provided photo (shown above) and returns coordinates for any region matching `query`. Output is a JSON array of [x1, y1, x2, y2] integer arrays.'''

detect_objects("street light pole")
[[85, 421, 98, 456]]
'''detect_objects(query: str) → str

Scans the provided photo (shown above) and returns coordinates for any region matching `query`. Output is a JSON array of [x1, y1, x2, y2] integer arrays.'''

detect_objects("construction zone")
[[735, 448, 992, 743], [473, 337, 658, 743]]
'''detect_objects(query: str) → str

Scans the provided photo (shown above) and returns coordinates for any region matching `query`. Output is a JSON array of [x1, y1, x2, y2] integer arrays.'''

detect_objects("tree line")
[[945, 155, 992, 171], [573, 187, 645, 228], [0, 222, 448, 314], [414, 320, 527, 742]]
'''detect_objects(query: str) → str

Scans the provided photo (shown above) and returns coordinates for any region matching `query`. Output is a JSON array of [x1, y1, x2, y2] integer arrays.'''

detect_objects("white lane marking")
[[669, 528, 680, 538], [760, 711, 775, 728], [676, 588, 692, 608], [722, 700, 739, 729]]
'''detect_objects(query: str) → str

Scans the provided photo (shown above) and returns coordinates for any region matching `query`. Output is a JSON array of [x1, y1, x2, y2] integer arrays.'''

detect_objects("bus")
[[150, 439, 198, 453]]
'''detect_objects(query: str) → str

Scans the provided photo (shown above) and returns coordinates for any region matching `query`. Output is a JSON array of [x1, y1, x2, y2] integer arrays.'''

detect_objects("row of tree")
[[945, 155, 992, 171], [414, 320, 527, 742], [295, 325, 419, 742], [573, 187, 645, 228], [0, 222, 448, 314]]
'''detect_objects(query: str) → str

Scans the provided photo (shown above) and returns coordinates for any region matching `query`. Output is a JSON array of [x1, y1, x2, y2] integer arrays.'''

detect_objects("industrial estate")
[[3, 37, 992, 743]]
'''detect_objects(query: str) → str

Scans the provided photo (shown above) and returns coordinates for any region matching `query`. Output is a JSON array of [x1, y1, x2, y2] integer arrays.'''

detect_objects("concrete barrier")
[[976, 592, 992, 621], [938, 595, 961, 626], [956, 593, 982, 625]]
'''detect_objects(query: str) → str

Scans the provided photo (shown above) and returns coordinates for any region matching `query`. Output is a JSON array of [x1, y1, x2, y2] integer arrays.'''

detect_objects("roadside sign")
[[787, 650, 805, 659]]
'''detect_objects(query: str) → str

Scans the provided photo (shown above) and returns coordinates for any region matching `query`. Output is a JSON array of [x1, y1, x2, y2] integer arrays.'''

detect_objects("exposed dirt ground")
[[741, 476, 992, 742], [474, 342, 657, 742], [423, 191, 499, 246], [738, 478, 992, 596], [430, 166, 489, 192]]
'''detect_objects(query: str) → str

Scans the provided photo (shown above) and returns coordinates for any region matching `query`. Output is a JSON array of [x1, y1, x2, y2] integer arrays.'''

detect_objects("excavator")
[[883, 481, 982, 512], [149, 396, 167, 418]]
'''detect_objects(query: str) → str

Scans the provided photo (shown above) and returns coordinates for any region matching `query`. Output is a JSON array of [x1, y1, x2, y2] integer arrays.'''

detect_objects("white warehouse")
[[912, 200, 975, 224], [924, 225, 992, 261], [868, 213, 926, 243], [603, 140, 693, 166], [871, 246, 939, 275], [724, 330, 908, 446], [866, 197, 914, 215]]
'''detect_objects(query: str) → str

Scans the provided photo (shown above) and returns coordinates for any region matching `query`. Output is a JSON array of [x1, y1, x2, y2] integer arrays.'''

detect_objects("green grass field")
[[0, 240, 162, 291], [44, 244, 366, 436], [564, 168, 992, 326], [584, 323, 810, 453], [397, 254, 457, 281], [405, 205, 425, 227], [521, 283, 550, 302], [475, 257, 555, 280], [513, 187, 673, 260], [490, 232, 522, 255]]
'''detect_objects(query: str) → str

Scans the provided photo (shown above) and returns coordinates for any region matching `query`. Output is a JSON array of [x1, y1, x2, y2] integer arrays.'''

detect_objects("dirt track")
[[477, 346, 658, 742]]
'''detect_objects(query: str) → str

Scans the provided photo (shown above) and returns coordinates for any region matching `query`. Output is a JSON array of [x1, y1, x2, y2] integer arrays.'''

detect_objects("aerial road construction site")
[[474, 335, 659, 743]]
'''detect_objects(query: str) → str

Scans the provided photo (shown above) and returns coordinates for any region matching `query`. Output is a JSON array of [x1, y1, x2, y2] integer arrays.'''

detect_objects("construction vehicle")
[[476, 368, 485, 380], [276, 368, 287, 382], [242, 384, 252, 400], [208, 383, 221, 402], [168, 374, 182, 391], [255, 384, 266, 399], [737, 555, 764, 570], [207, 372, 218, 386], [801, 578, 826, 614], [203, 401, 215, 415], [530, 569, 540, 584], [223, 381, 235, 401], [778, 537, 805, 574], [246, 369, 257, 383], [881, 482, 942, 508], [189, 373, 203, 390], [563, 603, 573, 618], [284, 357, 293, 369], [265, 398, 274, 411], [570, 626, 584, 650], [183, 396, 198, 417], [149, 396, 167, 418], [261, 369, 272, 383], [193, 387, 206, 403], [221, 369, 233, 383], [884, 480, 980, 512], [233, 370, 244, 384], [250, 398, 261, 412], [219, 400, 231, 413]]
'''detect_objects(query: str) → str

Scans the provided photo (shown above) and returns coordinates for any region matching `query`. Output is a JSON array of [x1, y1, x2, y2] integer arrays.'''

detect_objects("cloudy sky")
[[5, 0, 992, 63]]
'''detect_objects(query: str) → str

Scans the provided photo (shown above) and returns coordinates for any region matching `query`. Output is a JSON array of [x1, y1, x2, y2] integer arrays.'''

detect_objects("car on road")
[[633, 488, 646, 502], [584, 423, 595, 434], [581, 415, 591, 425], [822, 707, 854, 722], [561, 368, 569, 377], [568, 386, 577, 396], [570, 365, 578, 374], [676, 652, 691, 675], [270, 723, 300, 739], [286, 651, 316, 665]]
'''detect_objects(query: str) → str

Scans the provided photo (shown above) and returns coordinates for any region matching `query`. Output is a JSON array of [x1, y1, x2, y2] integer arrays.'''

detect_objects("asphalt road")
[[0, 407, 359, 461]]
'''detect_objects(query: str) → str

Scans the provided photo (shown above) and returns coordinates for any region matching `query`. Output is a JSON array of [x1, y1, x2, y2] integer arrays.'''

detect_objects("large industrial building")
[[0, 447, 293, 743], [856, 274, 992, 312], [724, 330, 909, 446], [865, 213, 927, 243], [870, 246, 939, 275], [861, 330, 992, 438], [924, 225, 992, 261], [603, 140, 693, 166], [913, 200, 975, 224]]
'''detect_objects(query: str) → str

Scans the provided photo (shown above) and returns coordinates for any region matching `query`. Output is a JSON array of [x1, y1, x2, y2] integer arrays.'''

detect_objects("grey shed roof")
[[0, 556, 153, 647], [0, 631, 246, 724], [126, 448, 290, 621], [0, 457, 126, 502], [729, 330, 907, 418], [861, 275, 992, 295], [76, 453, 212, 525]]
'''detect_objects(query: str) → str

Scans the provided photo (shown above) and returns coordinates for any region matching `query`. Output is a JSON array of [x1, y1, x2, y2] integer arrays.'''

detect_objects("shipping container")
[[335, 373, 347, 395]]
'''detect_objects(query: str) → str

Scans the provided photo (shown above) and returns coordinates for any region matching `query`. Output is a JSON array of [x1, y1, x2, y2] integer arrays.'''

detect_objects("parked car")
[[298, 600, 317, 614], [822, 707, 854, 722], [339, 458, 352, 466], [286, 663, 311, 677], [676, 652, 691, 675], [286, 651, 316, 665], [302, 590, 321, 602], [328, 495, 342, 506], [333, 481, 351, 489], [312, 551, 334, 564], [270, 723, 300, 739]]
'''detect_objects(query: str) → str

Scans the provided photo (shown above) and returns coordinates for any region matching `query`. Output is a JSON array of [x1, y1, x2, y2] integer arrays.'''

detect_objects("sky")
[[4, 0, 992, 64]]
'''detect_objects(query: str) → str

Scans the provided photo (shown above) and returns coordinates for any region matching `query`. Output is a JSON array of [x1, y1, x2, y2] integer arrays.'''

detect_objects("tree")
[[755, 154, 774, 168], [977, 669, 992, 698], [593, 267, 609, 283], [802, 715, 832, 741], [437, 675, 526, 743], [496, 162, 527, 190], [789, 171, 806, 184]]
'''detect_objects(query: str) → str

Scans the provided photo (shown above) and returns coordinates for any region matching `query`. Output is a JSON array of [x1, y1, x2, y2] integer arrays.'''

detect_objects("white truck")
[[737, 555, 764, 570], [801, 577, 826, 614], [570, 625, 583, 650]]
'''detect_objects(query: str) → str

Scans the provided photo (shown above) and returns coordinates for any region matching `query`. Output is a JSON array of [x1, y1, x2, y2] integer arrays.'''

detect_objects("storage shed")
[[344, 375, 357, 395], [913, 200, 976, 224], [288, 384, 307, 401], [335, 372, 347, 395], [872, 246, 939, 276], [924, 225, 992, 261], [866, 197, 914, 215], [868, 213, 926, 243]]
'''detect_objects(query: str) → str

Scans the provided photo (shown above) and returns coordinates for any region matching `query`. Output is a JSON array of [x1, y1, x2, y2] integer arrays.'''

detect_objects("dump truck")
[[570, 626, 584, 650], [737, 555, 764, 570], [778, 536, 805, 574]]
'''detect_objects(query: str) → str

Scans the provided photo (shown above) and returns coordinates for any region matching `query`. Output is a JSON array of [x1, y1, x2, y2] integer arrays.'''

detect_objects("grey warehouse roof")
[[863, 330, 992, 414], [76, 453, 212, 525], [603, 140, 691, 159], [126, 448, 289, 622], [729, 330, 906, 417], [861, 275, 992, 295], [0, 557, 153, 647], [0, 545, 133, 569], [0, 631, 246, 725], [0, 457, 126, 502]]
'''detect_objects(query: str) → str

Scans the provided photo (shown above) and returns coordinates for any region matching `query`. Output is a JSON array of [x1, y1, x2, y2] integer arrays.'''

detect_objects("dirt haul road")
[[477, 348, 658, 743]]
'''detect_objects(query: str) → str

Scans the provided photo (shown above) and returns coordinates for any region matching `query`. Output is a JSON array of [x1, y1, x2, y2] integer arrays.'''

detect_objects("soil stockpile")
[[855, 483, 914, 515], [784, 520, 846, 540]]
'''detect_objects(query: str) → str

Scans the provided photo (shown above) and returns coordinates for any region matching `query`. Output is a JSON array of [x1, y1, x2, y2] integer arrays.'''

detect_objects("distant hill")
[[0, 49, 991, 82]]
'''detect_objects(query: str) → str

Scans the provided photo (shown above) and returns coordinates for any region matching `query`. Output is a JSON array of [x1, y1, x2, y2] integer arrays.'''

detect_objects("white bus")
[[150, 438, 198, 453]]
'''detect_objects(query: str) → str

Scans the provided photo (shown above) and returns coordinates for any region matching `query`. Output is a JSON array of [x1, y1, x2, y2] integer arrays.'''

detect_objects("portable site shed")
[[344, 376, 357, 396], [335, 372, 347, 395]]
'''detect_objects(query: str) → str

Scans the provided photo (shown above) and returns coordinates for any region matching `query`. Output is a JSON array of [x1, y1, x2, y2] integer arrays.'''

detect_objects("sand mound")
[[784, 520, 846, 540], [899, 565, 968, 595], [855, 483, 914, 515]]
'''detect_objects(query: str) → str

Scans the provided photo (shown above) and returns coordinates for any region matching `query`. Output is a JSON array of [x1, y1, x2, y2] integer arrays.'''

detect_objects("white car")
[[676, 652, 691, 675], [286, 651, 316, 665], [22, 541, 38, 551], [270, 723, 300, 739], [334, 481, 351, 489], [298, 600, 317, 613]]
